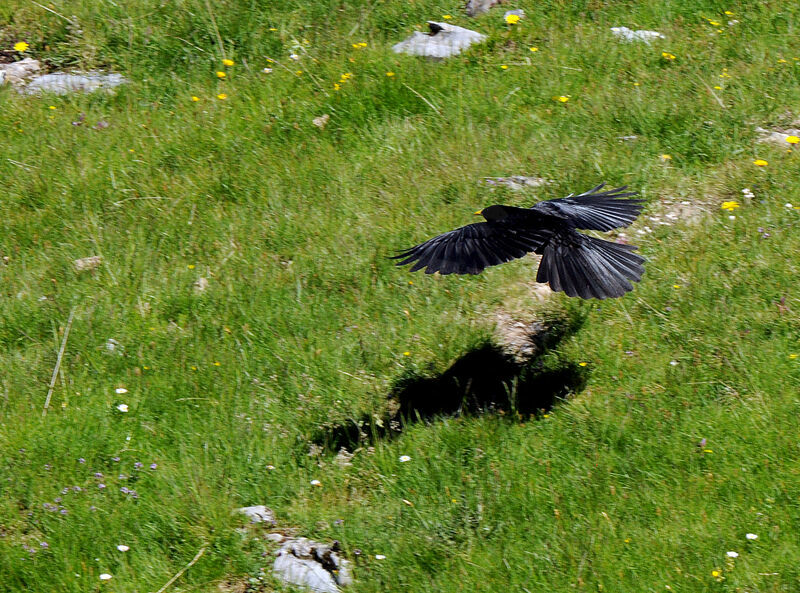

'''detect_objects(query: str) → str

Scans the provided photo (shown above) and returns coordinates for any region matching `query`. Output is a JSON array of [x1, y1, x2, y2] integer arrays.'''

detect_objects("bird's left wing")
[[532, 184, 644, 231], [391, 221, 550, 275]]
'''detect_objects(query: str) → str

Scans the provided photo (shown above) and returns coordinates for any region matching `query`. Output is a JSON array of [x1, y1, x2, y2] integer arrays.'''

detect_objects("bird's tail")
[[536, 230, 645, 299]]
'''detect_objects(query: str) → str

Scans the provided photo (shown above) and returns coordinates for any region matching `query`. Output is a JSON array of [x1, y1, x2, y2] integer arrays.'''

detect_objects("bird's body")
[[392, 184, 646, 299]]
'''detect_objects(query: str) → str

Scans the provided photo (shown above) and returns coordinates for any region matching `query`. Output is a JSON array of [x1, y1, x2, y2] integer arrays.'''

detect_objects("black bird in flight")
[[392, 184, 645, 299]]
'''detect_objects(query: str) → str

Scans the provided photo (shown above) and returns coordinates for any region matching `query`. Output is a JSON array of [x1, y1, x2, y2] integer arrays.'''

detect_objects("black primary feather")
[[392, 183, 646, 299]]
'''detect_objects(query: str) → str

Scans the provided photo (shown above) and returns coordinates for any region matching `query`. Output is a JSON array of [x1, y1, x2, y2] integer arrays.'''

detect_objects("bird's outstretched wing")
[[391, 222, 551, 275], [531, 183, 644, 231]]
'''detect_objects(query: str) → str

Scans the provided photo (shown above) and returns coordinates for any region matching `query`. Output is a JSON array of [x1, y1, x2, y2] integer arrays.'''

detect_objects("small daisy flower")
[[289, 53, 300, 61], [726, 551, 738, 558], [399, 455, 411, 462], [310, 479, 322, 487], [117, 545, 130, 552], [375, 554, 386, 560], [116, 404, 129, 413], [99, 573, 112, 581], [115, 387, 128, 394], [745, 533, 758, 540]]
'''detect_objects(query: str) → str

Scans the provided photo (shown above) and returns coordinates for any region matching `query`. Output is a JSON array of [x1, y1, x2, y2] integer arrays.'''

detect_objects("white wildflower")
[[399, 455, 411, 462], [116, 404, 129, 413]]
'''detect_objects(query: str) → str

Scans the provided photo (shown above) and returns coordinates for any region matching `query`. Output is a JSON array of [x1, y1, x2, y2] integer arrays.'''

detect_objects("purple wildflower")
[[98, 483, 106, 490], [134, 462, 143, 469], [112, 457, 120, 462], [120, 487, 130, 494], [54, 497, 62, 503], [78, 458, 86, 464], [73, 486, 82, 492], [89, 506, 97, 511], [60, 508, 68, 515], [40, 542, 49, 549], [118, 474, 128, 480], [94, 472, 104, 479], [44, 464, 52, 470], [149, 463, 157, 470]]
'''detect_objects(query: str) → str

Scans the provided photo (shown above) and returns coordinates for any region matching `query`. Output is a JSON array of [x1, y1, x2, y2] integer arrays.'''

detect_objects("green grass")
[[1, 1, 799, 591]]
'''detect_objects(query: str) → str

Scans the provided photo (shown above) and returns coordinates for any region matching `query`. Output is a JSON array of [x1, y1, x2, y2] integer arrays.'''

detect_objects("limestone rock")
[[392, 22, 486, 59], [273, 538, 352, 593], [483, 176, 550, 190], [23, 72, 128, 95], [0, 58, 41, 85], [73, 255, 102, 272], [756, 126, 800, 146], [236, 505, 276, 524], [610, 27, 665, 44], [465, 0, 505, 17]]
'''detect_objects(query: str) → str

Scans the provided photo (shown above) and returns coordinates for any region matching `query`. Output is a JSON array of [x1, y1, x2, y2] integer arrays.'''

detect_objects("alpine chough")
[[392, 183, 646, 299]]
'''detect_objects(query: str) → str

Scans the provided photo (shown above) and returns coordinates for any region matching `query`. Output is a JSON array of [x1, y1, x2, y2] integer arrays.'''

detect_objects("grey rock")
[[265, 532, 287, 543], [273, 537, 353, 593], [610, 27, 665, 44], [236, 505, 276, 524], [392, 22, 486, 59], [0, 58, 41, 85], [23, 72, 128, 95], [483, 176, 550, 190], [465, 0, 504, 17], [755, 126, 800, 146]]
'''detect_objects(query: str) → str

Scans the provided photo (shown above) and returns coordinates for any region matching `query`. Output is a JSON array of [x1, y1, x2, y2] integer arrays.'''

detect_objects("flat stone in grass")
[[0, 58, 41, 85], [392, 22, 486, 59], [23, 72, 128, 95], [755, 126, 800, 146], [610, 26, 665, 44], [483, 176, 551, 190], [236, 505, 276, 524]]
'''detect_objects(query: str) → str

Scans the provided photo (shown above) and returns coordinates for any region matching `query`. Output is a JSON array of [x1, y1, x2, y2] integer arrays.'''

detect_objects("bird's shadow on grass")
[[316, 314, 589, 451]]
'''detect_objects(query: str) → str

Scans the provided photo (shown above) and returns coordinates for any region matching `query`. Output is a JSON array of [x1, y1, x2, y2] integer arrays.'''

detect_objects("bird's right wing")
[[391, 222, 551, 275], [532, 184, 644, 231]]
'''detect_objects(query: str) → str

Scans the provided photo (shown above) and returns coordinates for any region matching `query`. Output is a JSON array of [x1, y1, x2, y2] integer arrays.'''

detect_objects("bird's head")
[[474, 205, 508, 221]]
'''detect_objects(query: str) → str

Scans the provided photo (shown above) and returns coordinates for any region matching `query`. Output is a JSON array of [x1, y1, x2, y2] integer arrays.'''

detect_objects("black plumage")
[[392, 183, 646, 299]]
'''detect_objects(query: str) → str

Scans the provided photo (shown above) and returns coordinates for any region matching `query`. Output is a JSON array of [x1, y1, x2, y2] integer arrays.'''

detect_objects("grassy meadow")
[[1, 1, 799, 591]]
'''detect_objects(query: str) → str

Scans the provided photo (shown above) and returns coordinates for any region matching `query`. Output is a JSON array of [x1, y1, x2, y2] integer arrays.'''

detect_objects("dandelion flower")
[[554, 95, 570, 103], [711, 570, 721, 577], [117, 545, 130, 552], [529, 47, 538, 52], [403, 351, 410, 356], [786, 135, 799, 144], [726, 551, 738, 558], [745, 533, 758, 540], [116, 404, 129, 413], [191, 96, 200, 102], [386, 72, 395, 77], [578, 362, 588, 367], [662, 52, 676, 60], [99, 573, 113, 581], [720, 201, 740, 211], [660, 154, 672, 161], [14, 41, 29, 52], [216, 71, 226, 78], [753, 159, 768, 166], [399, 455, 411, 462], [216, 93, 227, 100], [48, 105, 56, 110], [222, 58, 234, 66], [333, 83, 341, 91], [442, 15, 452, 20], [500, 64, 509, 70], [790, 354, 798, 359], [505, 14, 521, 24]]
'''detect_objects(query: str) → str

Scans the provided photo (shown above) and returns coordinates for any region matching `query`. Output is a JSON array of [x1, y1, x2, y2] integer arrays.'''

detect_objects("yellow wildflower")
[[708, 20, 721, 26], [579, 362, 588, 367], [13, 41, 29, 52], [778, 59, 787, 63], [786, 135, 799, 144], [505, 14, 521, 25], [720, 201, 740, 211], [529, 47, 538, 52], [48, 105, 56, 110], [554, 95, 569, 103], [442, 15, 452, 19], [333, 83, 341, 91], [724, 11, 733, 15], [403, 351, 410, 356], [216, 93, 228, 100], [711, 570, 720, 577], [386, 72, 395, 77], [216, 71, 226, 78], [500, 64, 509, 70], [662, 52, 676, 60], [191, 96, 200, 102], [660, 154, 672, 161], [789, 354, 798, 359], [222, 58, 234, 66], [753, 159, 768, 166]]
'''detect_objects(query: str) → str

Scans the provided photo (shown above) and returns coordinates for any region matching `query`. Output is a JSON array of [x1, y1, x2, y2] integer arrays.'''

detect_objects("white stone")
[[610, 27, 665, 44], [392, 22, 486, 59]]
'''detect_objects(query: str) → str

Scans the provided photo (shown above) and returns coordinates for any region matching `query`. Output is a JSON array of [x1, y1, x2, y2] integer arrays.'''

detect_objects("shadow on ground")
[[316, 315, 588, 451]]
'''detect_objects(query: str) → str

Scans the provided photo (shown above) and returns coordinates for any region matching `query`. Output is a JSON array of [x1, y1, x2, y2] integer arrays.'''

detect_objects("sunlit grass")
[[1, 1, 799, 591]]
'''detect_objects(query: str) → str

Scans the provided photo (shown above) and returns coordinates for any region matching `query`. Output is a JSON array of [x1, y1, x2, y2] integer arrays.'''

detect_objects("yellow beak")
[[474, 210, 483, 216]]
